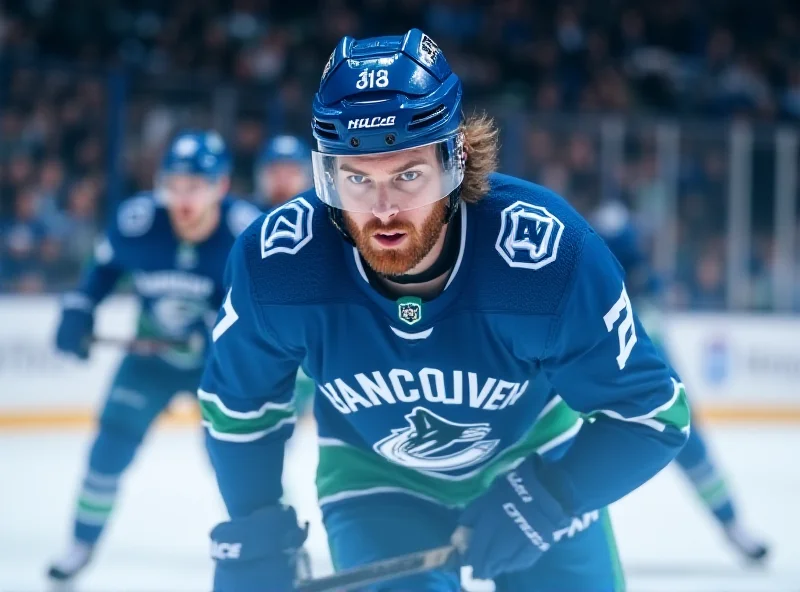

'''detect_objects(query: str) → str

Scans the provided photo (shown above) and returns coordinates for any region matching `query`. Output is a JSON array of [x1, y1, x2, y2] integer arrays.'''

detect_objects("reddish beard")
[[345, 199, 447, 276]]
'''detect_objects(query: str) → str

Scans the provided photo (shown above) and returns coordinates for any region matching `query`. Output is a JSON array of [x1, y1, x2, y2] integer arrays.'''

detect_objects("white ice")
[[0, 421, 797, 592]]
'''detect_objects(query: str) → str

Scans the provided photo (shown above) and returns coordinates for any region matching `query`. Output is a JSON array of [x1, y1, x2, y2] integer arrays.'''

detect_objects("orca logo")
[[373, 407, 499, 472], [495, 201, 564, 270], [261, 198, 315, 258]]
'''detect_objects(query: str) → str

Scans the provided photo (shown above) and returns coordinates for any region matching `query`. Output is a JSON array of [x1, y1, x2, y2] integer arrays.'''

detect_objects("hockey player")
[[47, 130, 260, 582], [253, 134, 317, 417], [589, 200, 769, 562], [254, 134, 313, 207], [201, 30, 690, 592]]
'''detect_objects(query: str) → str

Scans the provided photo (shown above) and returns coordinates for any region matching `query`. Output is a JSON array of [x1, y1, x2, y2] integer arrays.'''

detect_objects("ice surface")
[[0, 422, 796, 591]]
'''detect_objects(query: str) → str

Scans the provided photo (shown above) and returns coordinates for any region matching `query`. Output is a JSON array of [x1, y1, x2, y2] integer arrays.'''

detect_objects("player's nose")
[[371, 191, 399, 222]]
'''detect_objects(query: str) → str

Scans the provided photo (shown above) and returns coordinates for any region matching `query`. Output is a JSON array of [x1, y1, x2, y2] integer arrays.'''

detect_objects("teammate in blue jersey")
[[47, 130, 260, 582], [254, 134, 313, 207], [589, 200, 769, 562], [253, 134, 317, 416], [200, 30, 691, 592]]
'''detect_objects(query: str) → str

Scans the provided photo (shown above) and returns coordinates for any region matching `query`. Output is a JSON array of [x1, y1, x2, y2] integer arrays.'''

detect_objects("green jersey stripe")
[[591, 379, 690, 433], [199, 391, 296, 440], [202, 417, 296, 442], [317, 400, 581, 507]]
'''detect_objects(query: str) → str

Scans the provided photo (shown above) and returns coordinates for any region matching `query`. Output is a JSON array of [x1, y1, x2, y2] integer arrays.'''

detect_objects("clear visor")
[[312, 133, 465, 213], [156, 174, 224, 207]]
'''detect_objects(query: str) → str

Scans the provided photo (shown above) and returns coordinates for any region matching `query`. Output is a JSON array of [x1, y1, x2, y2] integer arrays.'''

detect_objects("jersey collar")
[[344, 203, 472, 335]]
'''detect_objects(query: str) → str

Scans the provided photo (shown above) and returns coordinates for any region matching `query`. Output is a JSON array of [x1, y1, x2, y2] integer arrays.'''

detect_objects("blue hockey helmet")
[[257, 134, 312, 167], [157, 129, 231, 205], [310, 29, 465, 238], [160, 129, 231, 179]]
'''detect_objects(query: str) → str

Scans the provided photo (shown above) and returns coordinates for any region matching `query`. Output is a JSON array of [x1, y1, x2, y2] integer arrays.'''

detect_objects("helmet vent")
[[313, 118, 339, 141], [408, 104, 447, 131]]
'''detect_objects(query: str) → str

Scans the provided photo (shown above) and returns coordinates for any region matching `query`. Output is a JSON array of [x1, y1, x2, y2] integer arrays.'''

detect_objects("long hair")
[[460, 112, 500, 204]]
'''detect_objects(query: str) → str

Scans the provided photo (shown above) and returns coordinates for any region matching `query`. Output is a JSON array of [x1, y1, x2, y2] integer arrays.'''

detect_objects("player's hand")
[[456, 455, 570, 580], [211, 505, 309, 592], [55, 307, 94, 361]]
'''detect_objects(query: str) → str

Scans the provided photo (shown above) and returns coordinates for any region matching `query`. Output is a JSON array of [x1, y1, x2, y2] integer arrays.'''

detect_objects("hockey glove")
[[457, 455, 570, 580], [211, 505, 309, 592], [55, 304, 94, 360]]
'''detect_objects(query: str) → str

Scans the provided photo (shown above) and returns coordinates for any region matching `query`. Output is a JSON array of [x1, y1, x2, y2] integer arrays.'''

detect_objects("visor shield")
[[312, 134, 465, 213]]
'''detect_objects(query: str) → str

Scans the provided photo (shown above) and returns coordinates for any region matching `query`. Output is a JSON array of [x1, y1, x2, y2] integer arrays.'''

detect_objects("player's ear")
[[217, 176, 231, 199]]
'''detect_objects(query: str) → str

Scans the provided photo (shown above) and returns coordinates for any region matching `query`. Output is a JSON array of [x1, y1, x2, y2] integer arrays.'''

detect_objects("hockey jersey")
[[590, 201, 661, 301], [590, 201, 666, 345], [201, 174, 690, 518], [67, 193, 260, 368]]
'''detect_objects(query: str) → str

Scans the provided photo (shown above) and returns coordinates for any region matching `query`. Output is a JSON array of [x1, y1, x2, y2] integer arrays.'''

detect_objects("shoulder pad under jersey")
[[465, 173, 598, 316], [116, 192, 157, 238], [237, 191, 355, 306], [225, 198, 263, 237]]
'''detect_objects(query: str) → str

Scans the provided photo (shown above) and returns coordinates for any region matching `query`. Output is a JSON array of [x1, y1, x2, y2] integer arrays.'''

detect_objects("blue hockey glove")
[[55, 304, 94, 360], [457, 456, 570, 580], [211, 505, 309, 592]]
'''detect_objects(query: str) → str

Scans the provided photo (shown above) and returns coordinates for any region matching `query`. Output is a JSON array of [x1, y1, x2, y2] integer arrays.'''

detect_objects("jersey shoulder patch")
[[93, 235, 115, 265], [466, 173, 590, 316], [116, 193, 157, 238], [225, 199, 262, 237], [260, 196, 316, 258], [494, 200, 565, 270], [238, 191, 359, 307]]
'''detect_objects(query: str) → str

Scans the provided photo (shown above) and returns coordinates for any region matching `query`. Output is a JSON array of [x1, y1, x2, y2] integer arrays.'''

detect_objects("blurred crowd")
[[1, 0, 799, 308]]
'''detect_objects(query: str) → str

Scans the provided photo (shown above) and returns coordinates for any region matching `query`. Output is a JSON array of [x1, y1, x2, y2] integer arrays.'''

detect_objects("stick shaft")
[[295, 545, 457, 592], [91, 335, 198, 355]]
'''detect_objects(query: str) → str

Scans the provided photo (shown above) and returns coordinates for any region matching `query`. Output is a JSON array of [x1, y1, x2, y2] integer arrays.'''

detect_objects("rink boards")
[[1, 295, 798, 427]]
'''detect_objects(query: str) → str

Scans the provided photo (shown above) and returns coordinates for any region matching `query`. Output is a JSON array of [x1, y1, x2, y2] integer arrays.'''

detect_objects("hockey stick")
[[295, 544, 458, 592], [89, 332, 205, 356]]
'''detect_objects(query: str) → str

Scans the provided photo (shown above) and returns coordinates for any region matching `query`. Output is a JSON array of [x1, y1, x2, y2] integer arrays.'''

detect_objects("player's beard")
[[345, 199, 447, 276]]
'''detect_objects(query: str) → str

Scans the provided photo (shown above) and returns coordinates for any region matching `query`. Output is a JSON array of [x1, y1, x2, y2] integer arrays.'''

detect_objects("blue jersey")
[[201, 174, 689, 518], [70, 193, 260, 368], [590, 201, 667, 345], [589, 201, 660, 301]]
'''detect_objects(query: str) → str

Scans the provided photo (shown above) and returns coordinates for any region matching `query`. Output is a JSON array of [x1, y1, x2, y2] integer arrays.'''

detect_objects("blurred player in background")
[[201, 29, 690, 592], [47, 130, 260, 582], [254, 134, 313, 207], [253, 133, 317, 418], [588, 198, 769, 563]]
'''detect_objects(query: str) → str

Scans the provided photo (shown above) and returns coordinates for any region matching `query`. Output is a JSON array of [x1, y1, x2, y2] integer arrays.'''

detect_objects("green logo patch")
[[397, 296, 423, 326]]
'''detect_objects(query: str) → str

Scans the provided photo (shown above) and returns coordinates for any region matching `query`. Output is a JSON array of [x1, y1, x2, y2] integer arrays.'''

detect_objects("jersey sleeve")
[[537, 231, 690, 514], [62, 233, 125, 313], [199, 230, 302, 518], [607, 225, 661, 301]]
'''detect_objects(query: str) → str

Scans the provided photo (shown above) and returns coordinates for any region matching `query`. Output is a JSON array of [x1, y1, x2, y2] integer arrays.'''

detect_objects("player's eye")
[[397, 171, 420, 182], [347, 175, 369, 185]]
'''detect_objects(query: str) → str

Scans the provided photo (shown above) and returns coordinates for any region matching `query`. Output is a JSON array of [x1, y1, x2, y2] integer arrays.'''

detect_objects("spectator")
[[1, 187, 48, 292], [1, 0, 797, 309]]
